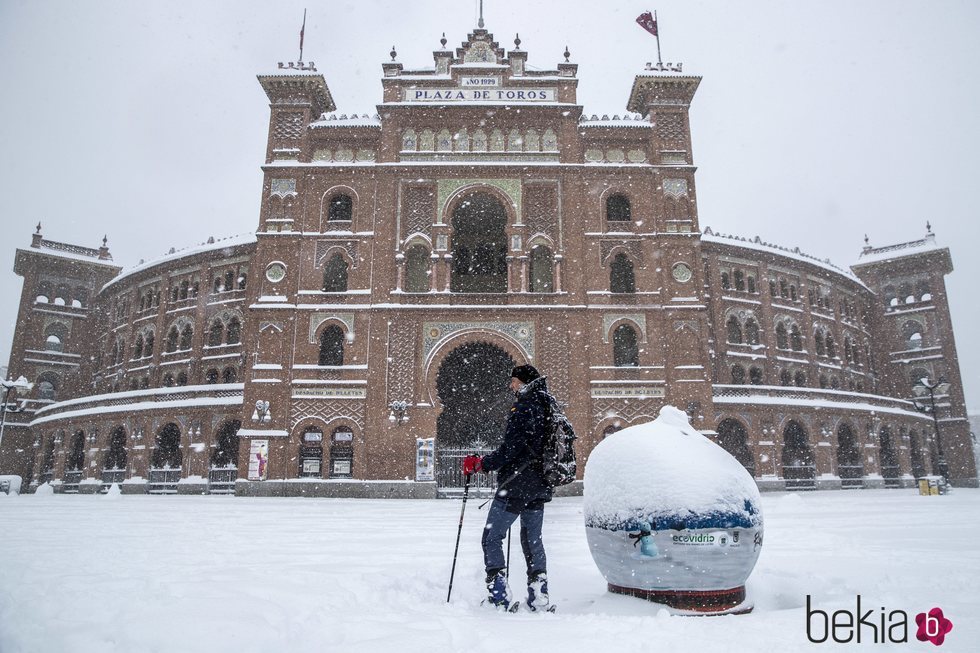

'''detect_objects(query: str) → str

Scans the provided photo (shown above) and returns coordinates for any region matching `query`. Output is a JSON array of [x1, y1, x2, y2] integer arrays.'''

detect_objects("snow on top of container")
[[584, 405, 762, 532]]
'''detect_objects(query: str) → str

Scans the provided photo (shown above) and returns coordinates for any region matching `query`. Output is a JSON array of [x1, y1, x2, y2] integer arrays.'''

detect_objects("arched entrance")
[[450, 193, 508, 293], [209, 420, 241, 494], [836, 423, 864, 489], [434, 341, 516, 496], [716, 419, 756, 476], [101, 427, 128, 489], [149, 423, 182, 494], [878, 425, 900, 488], [781, 420, 815, 490], [63, 430, 86, 494]]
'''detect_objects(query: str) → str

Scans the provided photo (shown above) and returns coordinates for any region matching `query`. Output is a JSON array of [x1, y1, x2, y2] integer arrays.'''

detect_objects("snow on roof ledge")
[[311, 112, 382, 128], [701, 227, 863, 285], [102, 233, 257, 292], [854, 232, 944, 266]]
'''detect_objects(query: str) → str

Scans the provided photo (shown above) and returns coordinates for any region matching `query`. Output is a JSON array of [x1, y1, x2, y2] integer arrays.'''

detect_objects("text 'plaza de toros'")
[[2, 24, 975, 496]]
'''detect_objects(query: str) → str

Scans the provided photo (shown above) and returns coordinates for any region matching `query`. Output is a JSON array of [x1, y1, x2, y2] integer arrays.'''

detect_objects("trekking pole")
[[506, 527, 512, 572], [447, 472, 472, 602]]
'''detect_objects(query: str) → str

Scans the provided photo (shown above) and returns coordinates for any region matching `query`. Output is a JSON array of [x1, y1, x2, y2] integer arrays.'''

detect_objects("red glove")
[[462, 455, 483, 475]]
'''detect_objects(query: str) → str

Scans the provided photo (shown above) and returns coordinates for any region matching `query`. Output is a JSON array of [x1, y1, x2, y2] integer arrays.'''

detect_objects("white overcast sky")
[[1, 0, 978, 410]]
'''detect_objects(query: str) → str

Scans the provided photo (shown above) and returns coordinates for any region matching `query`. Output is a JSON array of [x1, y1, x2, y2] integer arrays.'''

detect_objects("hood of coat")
[[517, 375, 549, 398]]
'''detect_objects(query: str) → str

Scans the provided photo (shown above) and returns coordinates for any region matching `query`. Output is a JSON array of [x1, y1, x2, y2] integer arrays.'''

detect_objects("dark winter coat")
[[481, 376, 555, 511]]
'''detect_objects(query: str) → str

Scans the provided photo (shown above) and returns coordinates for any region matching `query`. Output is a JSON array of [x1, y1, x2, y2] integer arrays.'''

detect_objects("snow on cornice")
[[101, 233, 257, 293], [311, 112, 382, 128], [702, 227, 866, 287], [854, 232, 945, 267], [579, 113, 651, 128]]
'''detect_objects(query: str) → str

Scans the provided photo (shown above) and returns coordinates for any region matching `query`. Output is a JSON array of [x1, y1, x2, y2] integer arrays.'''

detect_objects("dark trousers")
[[481, 497, 546, 578]]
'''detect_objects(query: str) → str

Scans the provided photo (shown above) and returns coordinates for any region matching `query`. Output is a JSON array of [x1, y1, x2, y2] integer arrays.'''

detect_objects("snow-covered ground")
[[1, 490, 977, 652]]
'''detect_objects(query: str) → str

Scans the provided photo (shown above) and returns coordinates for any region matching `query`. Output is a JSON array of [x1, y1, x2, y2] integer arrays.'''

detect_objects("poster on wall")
[[416, 438, 435, 482], [248, 440, 269, 481]]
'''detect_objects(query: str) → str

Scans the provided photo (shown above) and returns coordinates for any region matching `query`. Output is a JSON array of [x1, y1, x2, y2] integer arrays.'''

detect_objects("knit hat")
[[511, 365, 541, 385]]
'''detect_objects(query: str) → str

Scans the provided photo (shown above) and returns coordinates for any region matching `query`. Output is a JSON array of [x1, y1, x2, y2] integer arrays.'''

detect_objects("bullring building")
[[1, 24, 975, 495]]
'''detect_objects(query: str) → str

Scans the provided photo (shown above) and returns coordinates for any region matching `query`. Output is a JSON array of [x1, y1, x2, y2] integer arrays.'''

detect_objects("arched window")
[[825, 334, 836, 358], [45, 334, 63, 352], [902, 320, 924, 350], [610, 253, 636, 293], [38, 373, 58, 401], [224, 271, 234, 293], [179, 280, 189, 300], [606, 194, 631, 222], [779, 369, 792, 386], [205, 369, 219, 384], [814, 330, 826, 356], [211, 420, 241, 469], [103, 427, 128, 472], [529, 245, 554, 293], [726, 316, 743, 344], [790, 324, 803, 351], [749, 367, 764, 385], [402, 129, 417, 151], [613, 324, 640, 367], [207, 320, 224, 347], [165, 327, 179, 353], [163, 373, 176, 387], [730, 364, 745, 384], [151, 423, 182, 470], [775, 322, 789, 349], [144, 332, 154, 357], [720, 272, 731, 290], [733, 269, 745, 291], [328, 194, 353, 222], [844, 338, 853, 364], [66, 431, 86, 471], [819, 374, 829, 389], [176, 371, 188, 386], [213, 277, 223, 293], [319, 325, 345, 366], [179, 324, 193, 351], [222, 367, 237, 384], [322, 254, 349, 292], [794, 370, 807, 387], [747, 275, 757, 294], [790, 285, 798, 302], [779, 279, 788, 298], [237, 273, 247, 291], [745, 318, 760, 345], [404, 244, 430, 293], [769, 280, 777, 297], [132, 335, 144, 359], [226, 318, 242, 345]]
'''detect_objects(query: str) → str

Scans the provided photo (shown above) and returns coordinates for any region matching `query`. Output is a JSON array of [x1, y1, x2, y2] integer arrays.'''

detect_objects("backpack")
[[537, 393, 578, 488]]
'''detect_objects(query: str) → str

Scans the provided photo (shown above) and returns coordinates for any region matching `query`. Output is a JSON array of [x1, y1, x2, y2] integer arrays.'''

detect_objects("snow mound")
[[584, 405, 762, 532], [103, 483, 121, 498], [34, 482, 54, 496]]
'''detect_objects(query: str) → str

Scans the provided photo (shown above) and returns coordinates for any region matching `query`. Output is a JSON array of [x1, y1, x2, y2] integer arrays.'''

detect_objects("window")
[[814, 331, 826, 356], [205, 369, 219, 385], [319, 325, 345, 366], [176, 371, 188, 386], [610, 253, 636, 293], [734, 270, 745, 292], [45, 334, 63, 352], [165, 327, 179, 353], [328, 194, 353, 222], [769, 280, 777, 297], [613, 324, 640, 367], [144, 332, 154, 357], [902, 320, 924, 350], [529, 245, 554, 293], [825, 334, 836, 358], [749, 366, 764, 385], [404, 245, 430, 293], [322, 254, 349, 292], [790, 324, 803, 351], [207, 320, 224, 347], [606, 194, 631, 222], [163, 373, 176, 387], [179, 325, 193, 351], [775, 322, 788, 350], [779, 279, 788, 298], [794, 370, 807, 387], [780, 369, 792, 386], [726, 316, 743, 344], [222, 367, 237, 384], [730, 365, 746, 384], [745, 319, 760, 345], [720, 272, 731, 290], [38, 378, 57, 401], [226, 318, 242, 345], [132, 335, 144, 359], [747, 276, 756, 294]]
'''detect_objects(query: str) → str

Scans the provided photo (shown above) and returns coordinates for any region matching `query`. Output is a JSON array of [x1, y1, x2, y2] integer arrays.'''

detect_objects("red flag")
[[636, 11, 658, 37]]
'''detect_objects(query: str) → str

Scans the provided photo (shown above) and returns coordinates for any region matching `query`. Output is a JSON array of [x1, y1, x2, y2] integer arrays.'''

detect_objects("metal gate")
[[208, 465, 238, 494], [436, 446, 497, 499], [148, 467, 181, 494]]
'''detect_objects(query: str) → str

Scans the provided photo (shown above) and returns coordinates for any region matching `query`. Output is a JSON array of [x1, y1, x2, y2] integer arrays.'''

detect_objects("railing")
[[101, 468, 126, 491], [62, 470, 82, 494], [31, 384, 244, 425], [208, 466, 238, 494], [436, 447, 497, 499], [39, 238, 103, 258], [148, 467, 182, 494], [782, 463, 816, 491], [838, 464, 864, 489], [714, 385, 923, 414]]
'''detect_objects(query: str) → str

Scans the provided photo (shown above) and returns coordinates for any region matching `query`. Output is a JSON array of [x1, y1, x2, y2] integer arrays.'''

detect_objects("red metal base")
[[608, 583, 751, 615]]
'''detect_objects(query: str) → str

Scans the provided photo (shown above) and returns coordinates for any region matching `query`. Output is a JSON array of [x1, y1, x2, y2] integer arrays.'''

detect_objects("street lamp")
[[251, 400, 272, 423], [388, 400, 410, 424], [912, 376, 952, 484], [0, 376, 34, 452]]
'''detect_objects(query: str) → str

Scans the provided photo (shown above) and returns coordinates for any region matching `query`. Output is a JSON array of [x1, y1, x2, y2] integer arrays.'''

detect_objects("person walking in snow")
[[462, 364, 555, 611]]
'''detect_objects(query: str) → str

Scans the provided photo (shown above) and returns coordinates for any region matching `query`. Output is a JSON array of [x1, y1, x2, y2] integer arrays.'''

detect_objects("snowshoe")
[[527, 571, 550, 612], [485, 569, 513, 609]]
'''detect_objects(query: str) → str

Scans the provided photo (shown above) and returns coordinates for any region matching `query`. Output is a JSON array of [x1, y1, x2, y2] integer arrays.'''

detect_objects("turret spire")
[[478, 0, 484, 28]]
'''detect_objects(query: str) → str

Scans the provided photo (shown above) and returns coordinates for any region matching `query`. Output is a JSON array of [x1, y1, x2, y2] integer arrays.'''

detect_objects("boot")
[[485, 568, 512, 608], [527, 571, 549, 610]]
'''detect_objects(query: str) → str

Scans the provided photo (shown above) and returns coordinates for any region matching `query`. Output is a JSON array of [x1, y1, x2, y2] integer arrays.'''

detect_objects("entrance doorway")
[[434, 341, 516, 496]]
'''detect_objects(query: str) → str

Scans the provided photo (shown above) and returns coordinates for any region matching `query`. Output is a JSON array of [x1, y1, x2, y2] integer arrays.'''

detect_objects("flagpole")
[[655, 10, 662, 65], [299, 8, 307, 63]]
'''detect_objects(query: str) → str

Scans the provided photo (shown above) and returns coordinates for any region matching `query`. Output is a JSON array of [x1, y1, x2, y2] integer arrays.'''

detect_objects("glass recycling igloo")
[[584, 406, 764, 614]]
